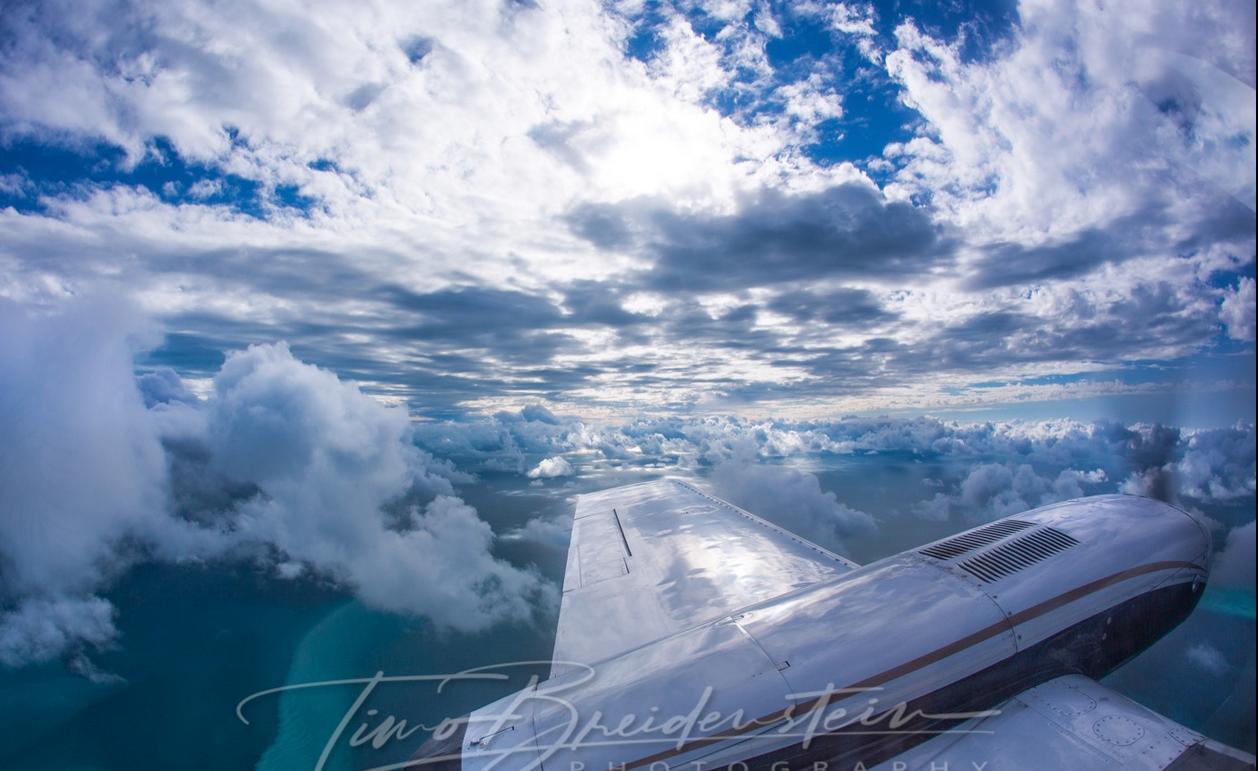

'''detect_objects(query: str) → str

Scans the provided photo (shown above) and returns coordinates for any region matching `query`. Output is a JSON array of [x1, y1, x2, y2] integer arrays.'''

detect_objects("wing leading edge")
[[550, 478, 857, 677]]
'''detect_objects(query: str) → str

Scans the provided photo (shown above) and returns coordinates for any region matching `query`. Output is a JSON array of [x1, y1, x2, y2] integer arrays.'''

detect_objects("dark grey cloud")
[[559, 280, 652, 332], [967, 198, 1256, 289], [376, 286, 578, 363], [766, 287, 899, 326], [861, 283, 1222, 377], [138, 266, 1234, 417], [968, 228, 1126, 290], [659, 303, 781, 351], [566, 182, 953, 292]]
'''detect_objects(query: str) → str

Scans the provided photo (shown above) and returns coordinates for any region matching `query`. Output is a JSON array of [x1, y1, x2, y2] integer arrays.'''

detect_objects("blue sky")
[[1, 0, 1253, 423]]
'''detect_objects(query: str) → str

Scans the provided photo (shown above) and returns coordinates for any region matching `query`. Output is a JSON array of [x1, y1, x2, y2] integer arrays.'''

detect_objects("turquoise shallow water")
[[0, 561, 338, 769], [1, 464, 1253, 768]]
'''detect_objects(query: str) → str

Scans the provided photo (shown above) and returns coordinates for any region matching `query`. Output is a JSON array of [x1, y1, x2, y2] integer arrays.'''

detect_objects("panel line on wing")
[[612, 508, 632, 557]]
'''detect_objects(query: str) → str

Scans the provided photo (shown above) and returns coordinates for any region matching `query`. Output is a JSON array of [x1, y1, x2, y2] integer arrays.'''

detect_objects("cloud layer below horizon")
[[2, 301, 1252, 669]]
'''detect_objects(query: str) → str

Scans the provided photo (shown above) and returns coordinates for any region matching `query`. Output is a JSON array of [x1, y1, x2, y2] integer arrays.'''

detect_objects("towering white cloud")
[[0, 300, 236, 664], [207, 342, 552, 628], [0, 300, 171, 664], [0, 302, 552, 667]]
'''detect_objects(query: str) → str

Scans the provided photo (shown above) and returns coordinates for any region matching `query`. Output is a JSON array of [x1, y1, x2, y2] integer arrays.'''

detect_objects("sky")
[[0, 0, 1255, 758], [0, 0, 1254, 420]]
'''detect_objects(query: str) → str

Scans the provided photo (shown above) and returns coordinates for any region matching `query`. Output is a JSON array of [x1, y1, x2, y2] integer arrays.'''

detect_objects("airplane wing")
[[550, 478, 857, 677], [874, 674, 1256, 770]]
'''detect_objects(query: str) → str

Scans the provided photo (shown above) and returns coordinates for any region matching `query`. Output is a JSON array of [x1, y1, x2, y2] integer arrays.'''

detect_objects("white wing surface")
[[875, 674, 1255, 770], [550, 478, 857, 677]]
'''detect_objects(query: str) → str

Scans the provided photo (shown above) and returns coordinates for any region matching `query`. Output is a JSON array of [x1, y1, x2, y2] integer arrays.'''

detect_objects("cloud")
[[1185, 642, 1229, 676], [0, 299, 189, 663], [566, 182, 951, 292], [136, 367, 200, 407], [1213, 521, 1255, 589], [412, 407, 587, 472], [765, 287, 899, 326], [709, 448, 875, 552], [1, 297, 1253, 668], [0, 1, 1252, 708], [503, 514, 574, 549], [883, 0, 1255, 238], [202, 342, 553, 628], [527, 456, 575, 479], [941, 462, 1110, 520], [409, 412, 1254, 515], [520, 403, 561, 424], [0, 302, 554, 667], [1176, 424, 1257, 501], [0, 597, 118, 668], [1222, 277, 1256, 342]]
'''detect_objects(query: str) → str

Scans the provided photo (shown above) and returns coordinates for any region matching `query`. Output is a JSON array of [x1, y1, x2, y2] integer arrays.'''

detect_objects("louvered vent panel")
[[958, 527, 1080, 583], [919, 519, 1035, 561]]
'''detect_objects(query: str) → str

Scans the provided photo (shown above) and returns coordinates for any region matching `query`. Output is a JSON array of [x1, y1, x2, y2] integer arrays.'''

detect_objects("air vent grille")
[[958, 527, 1080, 583], [919, 519, 1034, 561]]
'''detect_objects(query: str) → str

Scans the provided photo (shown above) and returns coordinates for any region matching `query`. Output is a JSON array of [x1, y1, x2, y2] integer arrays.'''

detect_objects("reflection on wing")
[[550, 478, 857, 677], [874, 674, 1256, 771]]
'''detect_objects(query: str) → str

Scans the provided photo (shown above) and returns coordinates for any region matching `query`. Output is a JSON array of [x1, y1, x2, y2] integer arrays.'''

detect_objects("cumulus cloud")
[[136, 367, 200, 407], [709, 448, 875, 552], [520, 404, 561, 424], [412, 412, 1254, 513], [1221, 277, 1256, 341], [2, 297, 1253, 668], [412, 407, 589, 473], [1176, 424, 1257, 501], [0, 299, 193, 664], [503, 515, 574, 550], [527, 456, 575, 479], [205, 343, 552, 628], [0, 300, 179, 598], [0, 302, 552, 668], [919, 462, 1108, 520]]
